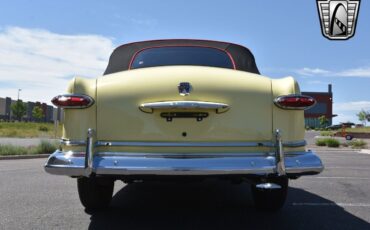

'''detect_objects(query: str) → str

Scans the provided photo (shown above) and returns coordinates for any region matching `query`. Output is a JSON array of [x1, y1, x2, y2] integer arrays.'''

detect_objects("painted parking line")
[[292, 203, 370, 207], [358, 149, 370, 155], [310, 176, 370, 180], [325, 166, 370, 170]]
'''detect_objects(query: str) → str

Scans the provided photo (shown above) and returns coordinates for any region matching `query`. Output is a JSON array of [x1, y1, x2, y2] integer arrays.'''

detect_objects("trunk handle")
[[139, 101, 230, 114]]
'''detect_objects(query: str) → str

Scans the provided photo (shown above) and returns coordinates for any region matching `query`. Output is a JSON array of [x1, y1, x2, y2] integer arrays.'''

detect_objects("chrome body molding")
[[44, 150, 324, 177], [139, 101, 230, 113], [61, 140, 86, 146], [96, 141, 275, 147], [62, 140, 306, 148]]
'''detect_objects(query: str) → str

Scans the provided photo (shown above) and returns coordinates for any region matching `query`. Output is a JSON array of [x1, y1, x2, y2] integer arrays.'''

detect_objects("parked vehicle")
[[45, 39, 324, 211], [325, 124, 342, 130]]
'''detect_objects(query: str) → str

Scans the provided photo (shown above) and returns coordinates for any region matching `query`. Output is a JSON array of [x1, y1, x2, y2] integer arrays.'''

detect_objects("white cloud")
[[333, 113, 358, 124], [334, 101, 370, 112], [0, 26, 114, 103], [296, 68, 331, 76], [337, 67, 370, 78], [296, 67, 370, 78], [332, 101, 370, 124]]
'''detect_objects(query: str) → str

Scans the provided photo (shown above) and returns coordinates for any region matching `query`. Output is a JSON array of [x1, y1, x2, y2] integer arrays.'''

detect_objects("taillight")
[[274, 95, 316, 110], [51, 94, 94, 108]]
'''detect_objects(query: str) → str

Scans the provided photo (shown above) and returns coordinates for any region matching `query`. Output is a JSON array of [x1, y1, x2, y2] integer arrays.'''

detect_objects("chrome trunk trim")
[[139, 101, 230, 113]]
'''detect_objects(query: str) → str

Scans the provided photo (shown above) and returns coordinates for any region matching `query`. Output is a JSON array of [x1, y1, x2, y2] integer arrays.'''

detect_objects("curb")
[[0, 154, 50, 160]]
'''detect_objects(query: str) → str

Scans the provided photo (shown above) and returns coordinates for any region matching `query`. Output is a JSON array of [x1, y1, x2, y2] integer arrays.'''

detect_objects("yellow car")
[[45, 39, 324, 211]]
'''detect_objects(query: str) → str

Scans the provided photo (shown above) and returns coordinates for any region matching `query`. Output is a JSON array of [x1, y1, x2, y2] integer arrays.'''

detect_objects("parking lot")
[[0, 149, 369, 230]]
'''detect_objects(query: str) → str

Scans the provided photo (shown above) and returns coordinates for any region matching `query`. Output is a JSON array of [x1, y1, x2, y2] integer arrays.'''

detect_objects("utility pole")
[[17, 89, 22, 100]]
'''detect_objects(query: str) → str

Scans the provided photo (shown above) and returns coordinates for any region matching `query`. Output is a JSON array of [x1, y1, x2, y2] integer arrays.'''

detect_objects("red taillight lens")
[[51, 95, 94, 108], [274, 95, 316, 110]]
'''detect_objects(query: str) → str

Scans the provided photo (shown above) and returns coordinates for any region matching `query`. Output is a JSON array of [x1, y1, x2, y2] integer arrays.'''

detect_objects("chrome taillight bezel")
[[274, 94, 316, 110], [51, 94, 95, 109]]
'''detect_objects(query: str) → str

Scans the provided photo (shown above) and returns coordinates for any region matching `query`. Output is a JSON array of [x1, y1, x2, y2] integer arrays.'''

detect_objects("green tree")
[[11, 100, 27, 121], [357, 109, 368, 126], [318, 115, 328, 128], [32, 106, 44, 121]]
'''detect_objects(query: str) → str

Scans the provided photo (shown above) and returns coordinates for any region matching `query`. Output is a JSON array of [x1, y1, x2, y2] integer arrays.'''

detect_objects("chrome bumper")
[[44, 150, 323, 177], [44, 129, 323, 177]]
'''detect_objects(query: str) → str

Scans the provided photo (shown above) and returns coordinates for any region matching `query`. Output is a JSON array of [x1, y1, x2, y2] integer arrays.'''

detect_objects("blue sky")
[[0, 0, 369, 124]]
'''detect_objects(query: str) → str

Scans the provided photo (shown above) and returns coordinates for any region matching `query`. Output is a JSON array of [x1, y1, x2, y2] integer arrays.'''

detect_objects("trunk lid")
[[97, 66, 273, 142]]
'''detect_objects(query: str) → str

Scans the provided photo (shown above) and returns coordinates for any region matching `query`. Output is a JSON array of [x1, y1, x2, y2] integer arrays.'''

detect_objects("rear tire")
[[251, 177, 288, 212], [77, 177, 114, 211]]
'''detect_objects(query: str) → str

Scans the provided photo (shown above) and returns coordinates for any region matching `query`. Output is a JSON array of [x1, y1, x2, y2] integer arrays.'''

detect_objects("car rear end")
[[44, 40, 324, 211]]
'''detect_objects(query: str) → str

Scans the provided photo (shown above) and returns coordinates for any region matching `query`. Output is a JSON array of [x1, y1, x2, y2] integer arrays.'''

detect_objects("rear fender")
[[271, 77, 304, 149], [62, 77, 97, 141]]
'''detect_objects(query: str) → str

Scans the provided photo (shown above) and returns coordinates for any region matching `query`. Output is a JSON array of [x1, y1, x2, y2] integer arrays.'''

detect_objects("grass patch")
[[346, 127, 370, 133], [0, 122, 61, 138], [348, 139, 367, 149], [316, 138, 340, 148], [0, 140, 59, 156], [320, 131, 334, 136]]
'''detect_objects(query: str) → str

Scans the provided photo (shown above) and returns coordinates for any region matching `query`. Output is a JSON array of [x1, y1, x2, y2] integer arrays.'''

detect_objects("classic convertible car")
[[45, 39, 324, 211]]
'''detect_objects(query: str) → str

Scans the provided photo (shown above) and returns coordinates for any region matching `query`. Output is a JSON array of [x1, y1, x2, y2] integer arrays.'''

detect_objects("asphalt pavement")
[[0, 149, 369, 230]]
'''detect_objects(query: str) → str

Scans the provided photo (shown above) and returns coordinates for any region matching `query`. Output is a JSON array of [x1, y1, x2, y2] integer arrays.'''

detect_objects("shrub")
[[316, 139, 327, 146], [316, 138, 340, 147], [38, 126, 49, 132], [326, 138, 340, 147], [0, 141, 59, 156], [0, 145, 28, 155], [4, 130, 18, 137], [320, 131, 334, 136], [38, 140, 58, 153], [348, 140, 367, 149]]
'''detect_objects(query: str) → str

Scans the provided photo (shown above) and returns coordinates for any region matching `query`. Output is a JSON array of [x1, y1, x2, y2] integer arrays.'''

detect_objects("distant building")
[[302, 84, 336, 128], [0, 96, 62, 122]]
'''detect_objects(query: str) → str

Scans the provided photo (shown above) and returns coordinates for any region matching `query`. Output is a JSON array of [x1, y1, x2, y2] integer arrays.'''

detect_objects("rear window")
[[130, 46, 234, 70]]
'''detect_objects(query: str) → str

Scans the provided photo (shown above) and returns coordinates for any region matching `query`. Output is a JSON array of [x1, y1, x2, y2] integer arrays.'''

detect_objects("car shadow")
[[88, 180, 369, 230]]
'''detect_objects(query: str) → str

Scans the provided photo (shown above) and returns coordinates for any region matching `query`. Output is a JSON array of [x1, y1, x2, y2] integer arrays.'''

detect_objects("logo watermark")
[[317, 0, 361, 40]]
